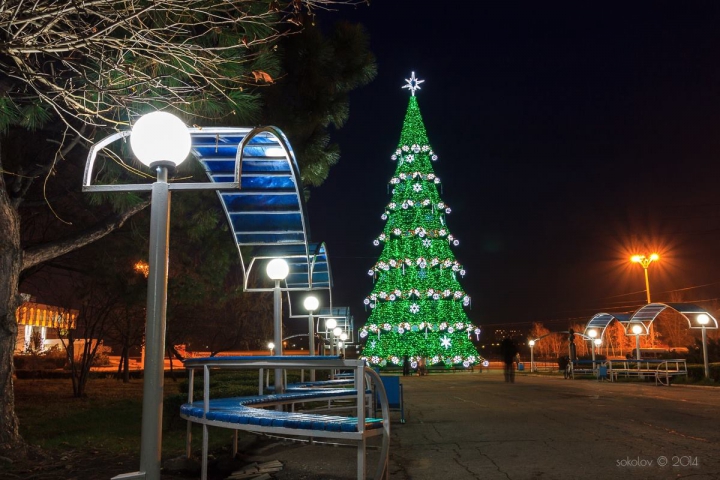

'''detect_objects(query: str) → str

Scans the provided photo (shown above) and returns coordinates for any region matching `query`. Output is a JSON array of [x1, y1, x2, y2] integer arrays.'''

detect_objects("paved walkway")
[[267, 370, 720, 480]]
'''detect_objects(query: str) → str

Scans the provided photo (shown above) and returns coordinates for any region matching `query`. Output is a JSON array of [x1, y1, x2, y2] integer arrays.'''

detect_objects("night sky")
[[306, 2, 720, 330]]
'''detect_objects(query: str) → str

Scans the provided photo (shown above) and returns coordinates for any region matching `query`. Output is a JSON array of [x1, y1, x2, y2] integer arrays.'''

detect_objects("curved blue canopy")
[[583, 313, 631, 338], [627, 303, 718, 331], [583, 303, 718, 338], [83, 125, 331, 305], [188, 126, 332, 295]]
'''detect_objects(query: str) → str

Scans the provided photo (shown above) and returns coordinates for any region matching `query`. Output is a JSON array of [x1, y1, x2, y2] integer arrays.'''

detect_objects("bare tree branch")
[[0, 0, 365, 131], [22, 199, 150, 270]]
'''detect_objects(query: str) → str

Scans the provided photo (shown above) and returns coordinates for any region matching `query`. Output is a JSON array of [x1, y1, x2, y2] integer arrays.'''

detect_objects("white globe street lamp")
[[130, 111, 192, 168], [129, 111, 191, 480], [631, 324, 643, 361], [587, 329, 598, 371], [528, 339, 535, 373], [303, 295, 319, 381], [267, 258, 289, 394], [324, 318, 338, 356], [84, 113, 243, 480]]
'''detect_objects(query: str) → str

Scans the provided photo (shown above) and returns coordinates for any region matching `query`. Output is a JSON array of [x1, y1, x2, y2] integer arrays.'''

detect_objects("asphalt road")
[[266, 370, 720, 480]]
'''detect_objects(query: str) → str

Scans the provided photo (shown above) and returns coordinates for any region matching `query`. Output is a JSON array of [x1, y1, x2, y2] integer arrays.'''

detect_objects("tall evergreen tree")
[[360, 73, 481, 369]]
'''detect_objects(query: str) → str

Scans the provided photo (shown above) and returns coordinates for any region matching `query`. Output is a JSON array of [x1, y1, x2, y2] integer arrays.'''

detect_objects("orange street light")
[[631, 253, 659, 304], [134, 260, 150, 278]]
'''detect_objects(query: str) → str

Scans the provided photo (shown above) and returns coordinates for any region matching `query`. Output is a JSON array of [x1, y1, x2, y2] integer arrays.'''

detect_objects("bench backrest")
[[379, 376, 401, 408]]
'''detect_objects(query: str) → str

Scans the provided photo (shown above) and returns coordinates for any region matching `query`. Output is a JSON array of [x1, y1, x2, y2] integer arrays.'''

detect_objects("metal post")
[[308, 312, 315, 381], [590, 340, 596, 372], [635, 334, 641, 361], [643, 267, 651, 304], [139, 167, 171, 480], [701, 325, 710, 379], [273, 279, 283, 394], [530, 345, 534, 373]]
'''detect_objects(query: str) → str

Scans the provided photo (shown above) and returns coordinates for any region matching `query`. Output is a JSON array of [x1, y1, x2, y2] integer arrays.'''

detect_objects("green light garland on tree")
[[359, 73, 482, 369]]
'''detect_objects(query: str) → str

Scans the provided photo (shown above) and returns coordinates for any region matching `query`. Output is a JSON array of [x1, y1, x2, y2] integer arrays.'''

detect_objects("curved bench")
[[180, 390, 383, 433], [181, 356, 390, 480]]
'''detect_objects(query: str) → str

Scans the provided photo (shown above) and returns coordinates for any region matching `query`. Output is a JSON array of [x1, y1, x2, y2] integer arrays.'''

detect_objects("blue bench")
[[181, 356, 390, 480], [375, 376, 405, 424]]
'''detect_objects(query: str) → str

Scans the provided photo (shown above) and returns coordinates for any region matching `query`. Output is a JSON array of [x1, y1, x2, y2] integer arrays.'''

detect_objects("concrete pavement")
[[261, 369, 720, 480]]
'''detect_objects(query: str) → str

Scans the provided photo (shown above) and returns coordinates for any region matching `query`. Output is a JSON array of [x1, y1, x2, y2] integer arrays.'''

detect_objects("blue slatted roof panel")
[[188, 127, 331, 292], [220, 193, 302, 213], [630, 303, 668, 322]]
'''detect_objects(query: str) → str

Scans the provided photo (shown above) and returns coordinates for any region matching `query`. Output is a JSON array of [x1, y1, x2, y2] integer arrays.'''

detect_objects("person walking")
[[501, 338, 518, 383]]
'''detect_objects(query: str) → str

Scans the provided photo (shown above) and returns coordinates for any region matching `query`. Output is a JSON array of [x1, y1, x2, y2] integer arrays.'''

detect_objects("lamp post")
[[127, 112, 192, 480], [268, 342, 275, 355], [631, 324, 643, 361], [340, 332, 348, 358], [587, 329, 598, 371], [326, 319, 337, 355], [528, 340, 535, 373], [267, 258, 289, 394], [333, 327, 342, 353], [631, 253, 659, 304], [698, 314, 710, 379], [85, 111, 242, 480], [303, 296, 319, 381]]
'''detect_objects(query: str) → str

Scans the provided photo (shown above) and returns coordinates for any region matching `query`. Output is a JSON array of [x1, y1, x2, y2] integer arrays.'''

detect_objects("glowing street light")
[[340, 332, 348, 358], [631, 253, 659, 304], [587, 329, 598, 370], [131, 111, 190, 480], [267, 258, 289, 394], [528, 339, 535, 373], [84, 110, 241, 480], [303, 295, 319, 381], [631, 324, 644, 361], [268, 342, 275, 355], [697, 314, 710, 379], [325, 318, 337, 355]]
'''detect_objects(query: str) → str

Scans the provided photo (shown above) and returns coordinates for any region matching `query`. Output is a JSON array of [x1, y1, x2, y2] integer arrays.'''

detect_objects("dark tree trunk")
[[123, 348, 130, 383], [0, 181, 22, 447], [116, 346, 125, 379]]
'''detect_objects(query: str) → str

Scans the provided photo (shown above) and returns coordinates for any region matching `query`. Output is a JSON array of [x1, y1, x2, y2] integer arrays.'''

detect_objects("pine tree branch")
[[21, 199, 150, 271]]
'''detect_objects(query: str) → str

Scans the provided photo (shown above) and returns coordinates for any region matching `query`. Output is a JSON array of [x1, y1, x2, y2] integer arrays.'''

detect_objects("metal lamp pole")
[[631, 253, 659, 304], [587, 329, 598, 372], [304, 296, 319, 381], [131, 112, 191, 480], [698, 314, 710, 379], [326, 319, 337, 356], [267, 259, 289, 394], [84, 112, 243, 480], [632, 324, 643, 361], [528, 340, 535, 373]]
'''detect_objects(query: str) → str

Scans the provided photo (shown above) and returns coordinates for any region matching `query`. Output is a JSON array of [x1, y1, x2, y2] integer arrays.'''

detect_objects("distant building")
[[15, 300, 78, 353], [491, 328, 524, 344]]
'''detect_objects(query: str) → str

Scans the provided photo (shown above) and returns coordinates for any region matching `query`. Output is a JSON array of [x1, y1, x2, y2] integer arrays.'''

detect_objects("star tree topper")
[[402, 71, 424, 96]]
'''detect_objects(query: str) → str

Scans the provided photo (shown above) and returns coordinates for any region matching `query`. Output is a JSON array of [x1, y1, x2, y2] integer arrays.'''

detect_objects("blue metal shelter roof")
[[583, 303, 719, 339], [583, 313, 631, 338], [188, 126, 332, 296], [82, 125, 332, 307], [628, 303, 718, 330]]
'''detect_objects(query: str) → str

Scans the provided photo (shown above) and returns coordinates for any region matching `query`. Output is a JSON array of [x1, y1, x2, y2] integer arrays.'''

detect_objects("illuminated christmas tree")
[[359, 73, 481, 369]]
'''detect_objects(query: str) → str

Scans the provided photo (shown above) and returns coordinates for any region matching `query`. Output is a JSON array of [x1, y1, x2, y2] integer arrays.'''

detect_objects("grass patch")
[[16, 376, 233, 456], [15, 369, 334, 457]]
